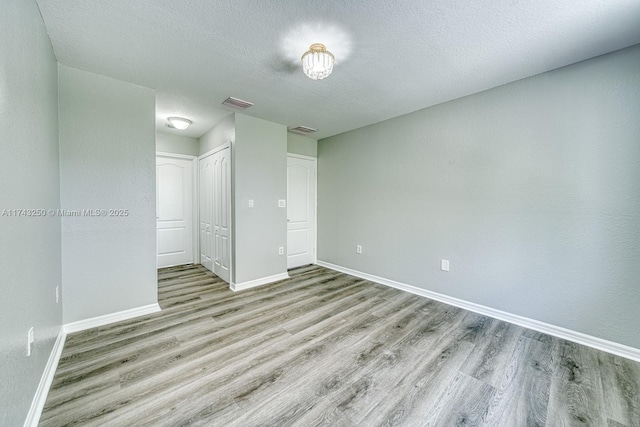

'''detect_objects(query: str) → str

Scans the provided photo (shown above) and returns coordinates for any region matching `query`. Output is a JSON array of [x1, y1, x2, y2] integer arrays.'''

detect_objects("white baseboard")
[[230, 272, 290, 292], [23, 329, 66, 427], [63, 303, 161, 334], [316, 260, 640, 363], [24, 303, 161, 425]]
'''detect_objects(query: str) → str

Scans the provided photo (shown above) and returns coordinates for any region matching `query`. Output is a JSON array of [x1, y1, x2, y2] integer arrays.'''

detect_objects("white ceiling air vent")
[[289, 126, 318, 135], [221, 97, 254, 110]]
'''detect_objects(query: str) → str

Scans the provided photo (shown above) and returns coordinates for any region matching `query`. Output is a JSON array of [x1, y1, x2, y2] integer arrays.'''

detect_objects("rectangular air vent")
[[221, 97, 254, 110], [289, 125, 317, 134]]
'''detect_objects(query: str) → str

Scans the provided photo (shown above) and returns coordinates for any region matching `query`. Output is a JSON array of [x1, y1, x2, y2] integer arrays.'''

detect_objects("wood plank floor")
[[40, 264, 640, 426]]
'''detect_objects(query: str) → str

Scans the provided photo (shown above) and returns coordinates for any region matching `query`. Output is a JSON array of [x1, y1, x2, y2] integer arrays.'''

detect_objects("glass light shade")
[[301, 44, 335, 80], [167, 117, 192, 130]]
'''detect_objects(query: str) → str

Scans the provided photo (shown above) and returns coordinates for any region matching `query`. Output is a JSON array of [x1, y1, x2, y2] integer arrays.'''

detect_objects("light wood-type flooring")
[[41, 264, 640, 426]]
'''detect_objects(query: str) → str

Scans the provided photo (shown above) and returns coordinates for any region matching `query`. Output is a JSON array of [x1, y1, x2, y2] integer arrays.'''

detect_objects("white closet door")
[[199, 146, 231, 283], [213, 147, 231, 283], [199, 155, 213, 271], [156, 155, 194, 268]]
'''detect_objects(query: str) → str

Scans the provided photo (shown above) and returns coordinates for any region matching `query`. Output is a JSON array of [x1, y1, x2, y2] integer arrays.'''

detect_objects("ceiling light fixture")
[[167, 117, 192, 130], [302, 43, 334, 80]]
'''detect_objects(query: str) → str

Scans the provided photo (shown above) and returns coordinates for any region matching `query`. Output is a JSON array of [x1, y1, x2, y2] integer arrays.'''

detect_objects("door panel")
[[157, 156, 194, 268], [199, 147, 231, 283], [287, 155, 316, 269], [213, 154, 221, 273], [199, 156, 213, 271], [288, 229, 309, 255], [157, 228, 186, 255], [213, 148, 231, 282]]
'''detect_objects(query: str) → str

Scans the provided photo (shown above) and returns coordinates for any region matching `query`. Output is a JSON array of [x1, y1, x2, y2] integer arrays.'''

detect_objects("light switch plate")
[[441, 260, 450, 272], [27, 327, 34, 356]]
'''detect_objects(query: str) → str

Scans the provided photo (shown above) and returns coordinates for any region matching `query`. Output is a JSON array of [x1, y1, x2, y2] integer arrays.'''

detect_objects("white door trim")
[[199, 142, 231, 160], [287, 153, 317, 267], [156, 151, 196, 160], [156, 152, 199, 265], [287, 153, 316, 161]]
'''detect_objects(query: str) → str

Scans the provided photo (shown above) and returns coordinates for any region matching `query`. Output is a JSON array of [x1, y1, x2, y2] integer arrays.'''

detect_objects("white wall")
[[318, 45, 640, 350], [156, 131, 198, 156], [287, 132, 317, 157], [199, 114, 235, 155], [59, 65, 157, 324], [233, 114, 288, 284], [0, 1, 62, 424]]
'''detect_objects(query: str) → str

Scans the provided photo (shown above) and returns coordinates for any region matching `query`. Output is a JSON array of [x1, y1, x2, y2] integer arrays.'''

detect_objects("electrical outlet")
[[441, 259, 450, 272], [356, 245, 363, 254], [248, 199, 254, 208], [278, 199, 286, 208], [56, 285, 59, 303], [27, 327, 34, 356], [278, 247, 284, 255]]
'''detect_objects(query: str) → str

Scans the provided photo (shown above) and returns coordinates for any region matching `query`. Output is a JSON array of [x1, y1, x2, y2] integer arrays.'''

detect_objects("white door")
[[199, 146, 231, 283], [287, 155, 316, 269], [212, 147, 231, 282], [199, 155, 213, 271], [156, 155, 194, 268]]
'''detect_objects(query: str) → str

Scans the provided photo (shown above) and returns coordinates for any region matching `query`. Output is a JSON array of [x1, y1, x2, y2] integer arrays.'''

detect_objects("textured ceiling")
[[155, 92, 231, 139], [36, 0, 640, 139]]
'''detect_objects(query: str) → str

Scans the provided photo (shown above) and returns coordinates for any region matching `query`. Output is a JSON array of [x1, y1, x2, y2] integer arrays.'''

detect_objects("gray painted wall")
[[0, 1, 62, 424], [234, 114, 288, 284], [59, 66, 157, 324], [198, 113, 287, 285], [287, 132, 318, 157], [156, 131, 198, 156], [199, 114, 235, 155], [318, 45, 640, 349]]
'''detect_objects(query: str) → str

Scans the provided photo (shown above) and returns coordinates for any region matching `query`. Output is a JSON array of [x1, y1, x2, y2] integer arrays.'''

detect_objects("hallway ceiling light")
[[167, 117, 192, 130], [302, 43, 334, 80]]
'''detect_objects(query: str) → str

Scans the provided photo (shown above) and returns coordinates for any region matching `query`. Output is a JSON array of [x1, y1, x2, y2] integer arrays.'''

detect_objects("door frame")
[[287, 153, 318, 267], [199, 143, 233, 283], [156, 151, 199, 265]]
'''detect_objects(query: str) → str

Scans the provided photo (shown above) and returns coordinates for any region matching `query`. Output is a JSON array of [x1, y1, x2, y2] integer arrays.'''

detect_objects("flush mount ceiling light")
[[167, 117, 192, 130], [302, 43, 335, 80]]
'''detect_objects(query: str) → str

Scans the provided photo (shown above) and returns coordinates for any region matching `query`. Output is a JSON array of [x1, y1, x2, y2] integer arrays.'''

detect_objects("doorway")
[[287, 154, 317, 269], [156, 154, 197, 268]]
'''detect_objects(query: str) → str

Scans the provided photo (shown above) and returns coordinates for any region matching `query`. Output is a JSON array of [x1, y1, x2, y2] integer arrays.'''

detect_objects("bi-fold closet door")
[[199, 146, 231, 283]]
